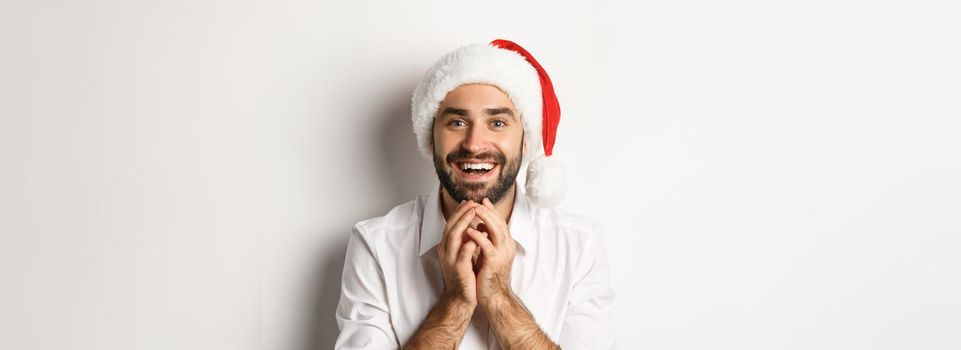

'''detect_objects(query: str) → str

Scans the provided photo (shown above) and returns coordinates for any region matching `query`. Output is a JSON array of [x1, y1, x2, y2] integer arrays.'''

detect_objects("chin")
[[454, 186, 490, 202]]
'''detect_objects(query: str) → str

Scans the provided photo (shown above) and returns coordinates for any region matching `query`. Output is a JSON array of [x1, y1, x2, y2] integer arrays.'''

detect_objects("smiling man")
[[335, 40, 616, 349]]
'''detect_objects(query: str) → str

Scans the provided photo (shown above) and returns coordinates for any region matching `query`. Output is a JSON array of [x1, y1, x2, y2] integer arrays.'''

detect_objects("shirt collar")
[[419, 184, 533, 257]]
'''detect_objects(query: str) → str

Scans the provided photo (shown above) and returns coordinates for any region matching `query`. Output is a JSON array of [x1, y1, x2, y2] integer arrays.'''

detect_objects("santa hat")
[[411, 39, 566, 207]]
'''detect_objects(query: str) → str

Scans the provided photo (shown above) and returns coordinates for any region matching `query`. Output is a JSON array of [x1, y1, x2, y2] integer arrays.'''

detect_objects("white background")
[[1, 0, 959, 349]]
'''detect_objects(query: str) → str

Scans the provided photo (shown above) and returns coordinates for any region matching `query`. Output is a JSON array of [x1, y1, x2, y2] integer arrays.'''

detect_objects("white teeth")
[[460, 162, 494, 171]]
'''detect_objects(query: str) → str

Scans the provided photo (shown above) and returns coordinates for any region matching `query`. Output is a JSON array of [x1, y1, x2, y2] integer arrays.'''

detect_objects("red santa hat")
[[411, 39, 566, 207]]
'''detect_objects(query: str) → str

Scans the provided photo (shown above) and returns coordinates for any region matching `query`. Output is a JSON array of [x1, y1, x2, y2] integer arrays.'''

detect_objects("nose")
[[461, 125, 489, 154]]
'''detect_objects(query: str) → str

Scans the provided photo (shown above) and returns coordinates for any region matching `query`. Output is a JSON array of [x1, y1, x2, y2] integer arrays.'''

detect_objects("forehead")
[[440, 83, 515, 109]]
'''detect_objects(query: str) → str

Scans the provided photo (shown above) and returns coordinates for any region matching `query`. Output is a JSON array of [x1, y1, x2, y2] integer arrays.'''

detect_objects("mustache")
[[445, 148, 506, 164]]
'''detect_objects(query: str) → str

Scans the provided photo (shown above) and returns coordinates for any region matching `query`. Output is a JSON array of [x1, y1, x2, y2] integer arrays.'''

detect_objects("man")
[[335, 39, 615, 349]]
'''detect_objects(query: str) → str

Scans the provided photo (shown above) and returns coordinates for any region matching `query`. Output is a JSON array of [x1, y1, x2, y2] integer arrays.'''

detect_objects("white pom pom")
[[525, 155, 567, 207]]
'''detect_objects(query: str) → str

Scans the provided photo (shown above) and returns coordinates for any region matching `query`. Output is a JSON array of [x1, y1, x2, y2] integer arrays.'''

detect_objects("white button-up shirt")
[[335, 184, 616, 349]]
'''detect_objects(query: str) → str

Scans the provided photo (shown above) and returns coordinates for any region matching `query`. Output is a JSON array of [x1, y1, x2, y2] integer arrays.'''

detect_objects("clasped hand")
[[436, 198, 517, 307]]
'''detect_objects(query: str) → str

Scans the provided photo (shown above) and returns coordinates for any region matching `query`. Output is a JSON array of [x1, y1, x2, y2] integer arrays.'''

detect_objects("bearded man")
[[335, 40, 616, 349]]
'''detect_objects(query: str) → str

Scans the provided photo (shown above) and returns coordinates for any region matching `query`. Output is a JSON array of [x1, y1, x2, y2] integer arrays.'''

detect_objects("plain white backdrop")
[[1, 0, 959, 349]]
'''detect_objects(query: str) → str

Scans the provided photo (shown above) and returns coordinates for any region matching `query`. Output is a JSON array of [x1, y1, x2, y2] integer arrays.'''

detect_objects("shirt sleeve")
[[334, 224, 400, 349], [558, 224, 617, 350]]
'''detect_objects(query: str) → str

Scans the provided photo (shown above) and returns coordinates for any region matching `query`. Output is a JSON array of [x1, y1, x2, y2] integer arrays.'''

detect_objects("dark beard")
[[433, 146, 522, 205]]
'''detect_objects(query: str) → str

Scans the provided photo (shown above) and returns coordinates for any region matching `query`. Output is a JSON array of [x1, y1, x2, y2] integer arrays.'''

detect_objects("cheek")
[[495, 137, 524, 156], [432, 137, 451, 157], [433, 130, 461, 150], [505, 129, 525, 152]]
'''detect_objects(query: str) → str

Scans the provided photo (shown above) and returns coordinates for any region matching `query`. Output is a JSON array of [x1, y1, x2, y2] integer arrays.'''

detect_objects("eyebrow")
[[441, 107, 469, 117], [485, 107, 515, 120], [440, 107, 516, 120]]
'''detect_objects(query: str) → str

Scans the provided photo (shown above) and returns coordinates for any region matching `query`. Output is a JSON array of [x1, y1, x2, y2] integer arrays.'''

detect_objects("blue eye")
[[492, 120, 506, 128]]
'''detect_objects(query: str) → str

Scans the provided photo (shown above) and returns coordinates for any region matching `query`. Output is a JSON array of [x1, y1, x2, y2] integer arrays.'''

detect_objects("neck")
[[440, 185, 516, 224]]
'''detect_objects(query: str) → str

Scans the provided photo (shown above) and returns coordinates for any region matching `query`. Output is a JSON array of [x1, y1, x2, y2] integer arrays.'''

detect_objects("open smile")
[[452, 160, 499, 181]]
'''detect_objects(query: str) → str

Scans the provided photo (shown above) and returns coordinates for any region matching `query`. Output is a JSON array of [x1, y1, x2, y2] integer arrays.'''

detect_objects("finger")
[[471, 204, 500, 245], [443, 200, 475, 235], [483, 197, 496, 210], [446, 207, 476, 263], [466, 227, 497, 258], [457, 239, 478, 267], [446, 208, 477, 262], [468, 216, 482, 231], [439, 200, 466, 244], [472, 204, 508, 246], [441, 201, 476, 253]]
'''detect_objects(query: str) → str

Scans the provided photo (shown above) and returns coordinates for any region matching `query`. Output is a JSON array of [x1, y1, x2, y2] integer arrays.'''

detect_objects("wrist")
[[478, 288, 514, 312], [441, 290, 477, 310]]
